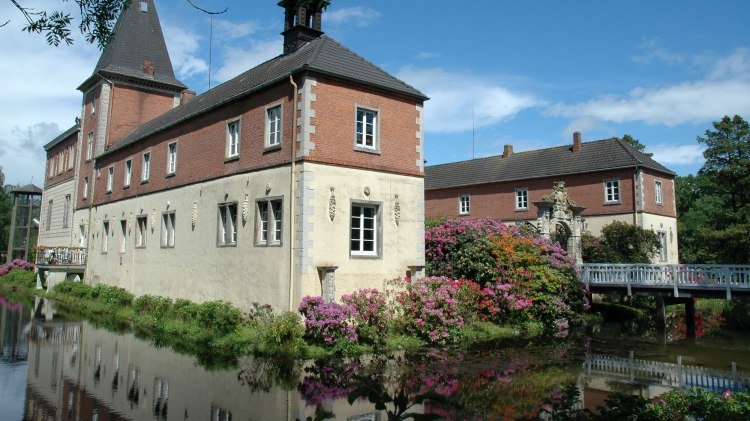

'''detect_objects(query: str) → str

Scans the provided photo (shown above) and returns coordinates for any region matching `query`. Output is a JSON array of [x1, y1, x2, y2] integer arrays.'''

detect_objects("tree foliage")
[[0, 167, 12, 260], [677, 115, 750, 264], [621, 134, 653, 157], [582, 221, 660, 264]]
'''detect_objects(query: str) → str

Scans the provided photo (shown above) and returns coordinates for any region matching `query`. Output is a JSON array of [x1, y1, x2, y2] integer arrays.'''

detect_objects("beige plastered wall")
[[38, 179, 76, 248], [641, 213, 679, 263], [296, 162, 425, 302]]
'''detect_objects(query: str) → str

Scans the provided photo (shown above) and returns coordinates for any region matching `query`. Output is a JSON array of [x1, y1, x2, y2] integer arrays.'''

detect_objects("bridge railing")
[[34, 246, 87, 267], [580, 263, 750, 297]]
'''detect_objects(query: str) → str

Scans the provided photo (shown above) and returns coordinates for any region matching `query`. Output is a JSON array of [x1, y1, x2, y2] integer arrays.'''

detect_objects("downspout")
[[288, 75, 298, 312]]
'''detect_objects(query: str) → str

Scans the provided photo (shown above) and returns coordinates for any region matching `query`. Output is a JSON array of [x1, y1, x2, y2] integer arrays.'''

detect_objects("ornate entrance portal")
[[533, 182, 586, 264]]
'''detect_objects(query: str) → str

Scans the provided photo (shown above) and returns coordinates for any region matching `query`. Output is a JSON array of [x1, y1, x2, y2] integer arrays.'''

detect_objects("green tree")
[[622, 134, 653, 157], [582, 221, 660, 264], [0, 168, 12, 261]]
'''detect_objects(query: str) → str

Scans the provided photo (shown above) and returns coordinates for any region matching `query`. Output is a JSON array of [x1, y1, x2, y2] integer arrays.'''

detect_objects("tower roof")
[[78, 0, 186, 91]]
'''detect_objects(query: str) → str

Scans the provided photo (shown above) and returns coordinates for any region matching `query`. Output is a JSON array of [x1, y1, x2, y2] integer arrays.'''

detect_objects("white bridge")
[[584, 353, 750, 392], [580, 264, 750, 299]]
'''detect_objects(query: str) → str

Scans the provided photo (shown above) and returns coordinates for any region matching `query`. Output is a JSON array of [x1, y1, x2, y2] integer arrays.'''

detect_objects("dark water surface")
[[2, 295, 750, 420]]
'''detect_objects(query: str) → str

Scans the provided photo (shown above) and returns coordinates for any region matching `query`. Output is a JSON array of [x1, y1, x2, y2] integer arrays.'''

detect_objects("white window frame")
[[658, 231, 668, 262], [167, 142, 177, 175], [119, 219, 127, 254], [68, 145, 75, 170], [350, 203, 380, 257], [135, 216, 147, 248], [655, 180, 663, 205], [83, 176, 89, 199], [124, 159, 132, 187], [102, 220, 109, 254], [217, 203, 238, 247], [604, 179, 620, 203], [515, 188, 529, 210], [86, 132, 94, 161], [142, 152, 151, 182], [79, 224, 86, 247], [106, 166, 114, 192], [355, 107, 379, 151], [458, 195, 470, 215], [226, 119, 240, 158], [91, 92, 97, 115], [256, 198, 283, 246], [161, 211, 175, 248], [265, 105, 282, 148]]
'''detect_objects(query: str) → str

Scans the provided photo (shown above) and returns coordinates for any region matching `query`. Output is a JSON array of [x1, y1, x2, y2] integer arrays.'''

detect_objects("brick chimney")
[[181, 89, 196, 105], [502, 144, 513, 158], [572, 131, 582, 152]]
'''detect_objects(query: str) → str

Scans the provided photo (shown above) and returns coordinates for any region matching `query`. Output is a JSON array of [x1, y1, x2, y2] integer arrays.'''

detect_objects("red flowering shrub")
[[393, 277, 464, 345], [298, 296, 358, 345], [341, 288, 390, 343]]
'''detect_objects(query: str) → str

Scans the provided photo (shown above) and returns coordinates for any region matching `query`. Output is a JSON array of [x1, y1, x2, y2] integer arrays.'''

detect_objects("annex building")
[[424, 133, 679, 263], [36, 0, 428, 311]]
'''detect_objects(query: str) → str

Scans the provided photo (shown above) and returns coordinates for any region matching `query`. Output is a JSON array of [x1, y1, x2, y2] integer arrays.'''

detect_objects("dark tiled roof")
[[101, 35, 426, 157], [425, 138, 675, 190], [43, 124, 79, 150], [79, 0, 185, 90], [12, 184, 43, 194]]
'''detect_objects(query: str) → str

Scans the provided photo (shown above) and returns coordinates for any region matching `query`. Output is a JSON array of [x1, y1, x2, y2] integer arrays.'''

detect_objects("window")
[[79, 224, 86, 247], [256, 199, 282, 246], [226, 120, 240, 158], [119, 220, 127, 254], [515, 188, 529, 210], [67, 145, 75, 170], [102, 220, 109, 253], [63, 150, 69, 172], [266, 105, 281, 148], [47, 159, 53, 178], [604, 179, 620, 203], [351, 204, 378, 256], [86, 132, 94, 161], [658, 231, 668, 262], [124, 159, 132, 187], [91, 92, 97, 115], [63, 194, 70, 228], [355, 108, 378, 150], [458, 195, 470, 215], [46, 200, 52, 231], [217, 203, 238, 246], [55, 154, 60, 175], [655, 181, 663, 205], [161, 212, 175, 248], [83, 176, 89, 199], [167, 142, 177, 174], [142, 152, 151, 181], [135, 216, 147, 248], [107, 167, 114, 192]]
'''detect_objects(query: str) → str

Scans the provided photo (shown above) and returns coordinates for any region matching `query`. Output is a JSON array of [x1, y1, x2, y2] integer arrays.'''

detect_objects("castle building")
[[36, 0, 427, 310], [424, 133, 679, 263]]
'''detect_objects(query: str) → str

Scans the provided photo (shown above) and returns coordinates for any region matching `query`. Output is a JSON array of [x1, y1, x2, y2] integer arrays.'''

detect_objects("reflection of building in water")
[[0, 297, 29, 362], [23, 300, 387, 420]]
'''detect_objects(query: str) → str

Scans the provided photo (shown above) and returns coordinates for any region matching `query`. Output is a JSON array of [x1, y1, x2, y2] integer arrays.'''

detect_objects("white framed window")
[[102, 220, 109, 254], [91, 92, 97, 115], [217, 203, 238, 247], [135, 216, 147, 248], [124, 159, 132, 187], [79, 224, 86, 247], [68, 145, 75, 170], [515, 188, 529, 210], [142, 152, 151, 181], [355, 108, 378, 150], [107, 166, 114, 192], [86, 132, 94, 161], [83, 176, 89, 199], [658, 231, 668, 262], [46, 200, 52, 231], [351, 204, 378, 256], [266, 105, 281, 148], [226, 120, 240, 158], [655, 181, 663, 205], [63, 150, 69, 172], [604, 179, 620, 203], [161, 212, 175, 248], [167, 142, 177, 175], [47, 159, 53, 178], [63, 194, 70, 228], [119, 220, 127, 254], [458, 195, 470, 215], [256, 198, 282, 246]]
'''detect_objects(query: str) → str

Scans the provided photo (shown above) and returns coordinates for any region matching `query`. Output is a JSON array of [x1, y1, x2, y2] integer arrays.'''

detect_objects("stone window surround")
[[217, 202, 239, 247], [135, 215, 147, 249], [161, 211, 176, 248]]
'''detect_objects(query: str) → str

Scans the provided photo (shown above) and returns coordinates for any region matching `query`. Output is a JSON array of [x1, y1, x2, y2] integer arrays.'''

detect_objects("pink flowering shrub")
[[341, 288, 390, 343], [394, 277, 464, 345], [298, 296, 358, 345], [0, 258, 33, 276], [481, 282, 533, 322]]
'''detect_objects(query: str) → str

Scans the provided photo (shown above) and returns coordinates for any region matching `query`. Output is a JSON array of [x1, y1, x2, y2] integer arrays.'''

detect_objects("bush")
[[393, 277, 464, 345], [195, 300, 242, 333], [341, 288, 389, 343], [90, 284, 133, 307], [583, 221, 661, 263], [133, 295, 173, 316], [298, 296, 357, 345], [257, 311, 305, 357], [2, 269, 36, 288], [0, 258, 33, 276]]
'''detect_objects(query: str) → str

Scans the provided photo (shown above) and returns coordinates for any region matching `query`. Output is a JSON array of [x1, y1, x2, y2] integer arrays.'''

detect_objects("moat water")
[[2, 295, 750, 420]]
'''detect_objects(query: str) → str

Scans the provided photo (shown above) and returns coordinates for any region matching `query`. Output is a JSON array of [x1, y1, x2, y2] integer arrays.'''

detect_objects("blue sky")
[[2, 0, 750, 185]]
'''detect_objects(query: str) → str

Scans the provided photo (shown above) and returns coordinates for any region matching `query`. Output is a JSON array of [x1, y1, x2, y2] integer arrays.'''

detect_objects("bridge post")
[[685, 299, 696, 338], [725, 267, 732, 300]]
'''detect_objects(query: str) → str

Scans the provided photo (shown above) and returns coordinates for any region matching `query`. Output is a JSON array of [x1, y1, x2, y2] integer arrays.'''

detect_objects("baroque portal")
[[533, 181, 586, 264]]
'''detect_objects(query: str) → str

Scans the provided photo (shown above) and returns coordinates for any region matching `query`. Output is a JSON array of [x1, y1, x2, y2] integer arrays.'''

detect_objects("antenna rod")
[[472, 108, 475, 159], [186, 1, 228, 91]]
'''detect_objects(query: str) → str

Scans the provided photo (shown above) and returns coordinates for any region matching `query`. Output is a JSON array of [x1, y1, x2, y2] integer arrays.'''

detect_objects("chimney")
[[181, 90, 196, 105], [572, 131, 582, 152], [142, 60, 154, 76], [502, 144, 513, 158]]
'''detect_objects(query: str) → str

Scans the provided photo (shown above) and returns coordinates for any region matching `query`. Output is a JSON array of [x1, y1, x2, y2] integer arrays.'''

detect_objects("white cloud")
[[416, 51, 440, 59], [708, 47, 750, 80], [631, 38, 685, 65], [213, 19, 258, 41], [562, 117, 615, 141], [326, 7, 381, 27], [650, 143, 705, 166], [396, 67, 542, 133], [162, 23, 208, 79], [213, 39, 281, 83]]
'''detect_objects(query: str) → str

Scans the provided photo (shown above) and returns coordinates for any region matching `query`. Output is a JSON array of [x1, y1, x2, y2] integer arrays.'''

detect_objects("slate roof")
[[101, 35, 427, 157], [78, 0, 185, 90], [11, 184, 43, 195], [425, 138, 675, 190], [43, 124, 79, 151]]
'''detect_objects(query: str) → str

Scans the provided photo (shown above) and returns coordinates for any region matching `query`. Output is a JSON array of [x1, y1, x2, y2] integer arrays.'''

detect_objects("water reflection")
[[1, 296, 749, 420]]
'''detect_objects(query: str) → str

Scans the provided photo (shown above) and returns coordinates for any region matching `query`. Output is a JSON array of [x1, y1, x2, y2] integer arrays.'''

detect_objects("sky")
[[1, 0, 750, 186]]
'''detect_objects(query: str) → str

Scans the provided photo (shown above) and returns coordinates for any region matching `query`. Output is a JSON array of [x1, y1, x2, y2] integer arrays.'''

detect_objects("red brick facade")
[[107, 84, 177, 149], [44, 131, 78, 187]]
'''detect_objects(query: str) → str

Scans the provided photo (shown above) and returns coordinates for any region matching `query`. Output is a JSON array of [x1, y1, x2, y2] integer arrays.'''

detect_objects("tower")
[[279, 0, 325, 54]]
